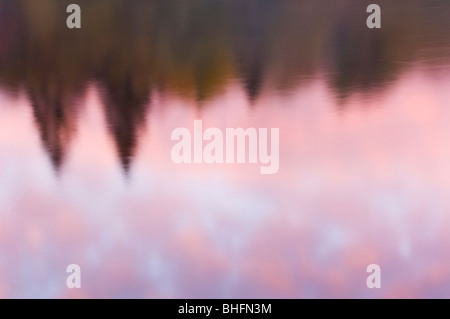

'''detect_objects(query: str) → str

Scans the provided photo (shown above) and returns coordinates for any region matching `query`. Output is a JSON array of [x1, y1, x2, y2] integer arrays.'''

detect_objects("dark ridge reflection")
[[0, 0, 449, 171]]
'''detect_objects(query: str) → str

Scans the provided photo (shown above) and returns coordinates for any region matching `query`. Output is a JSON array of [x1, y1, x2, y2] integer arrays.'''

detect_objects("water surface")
[[0, 0, 450, 298]]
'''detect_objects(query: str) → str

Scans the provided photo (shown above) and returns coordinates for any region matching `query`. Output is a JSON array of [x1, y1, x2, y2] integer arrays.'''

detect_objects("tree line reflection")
[[0, 0, 449, 171]]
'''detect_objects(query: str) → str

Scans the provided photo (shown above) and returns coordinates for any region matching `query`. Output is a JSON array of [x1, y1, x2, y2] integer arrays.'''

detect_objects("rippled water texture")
[[0, 0, 450, 298]]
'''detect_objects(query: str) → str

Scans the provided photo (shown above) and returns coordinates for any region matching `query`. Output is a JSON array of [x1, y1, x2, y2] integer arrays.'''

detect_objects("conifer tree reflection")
[[0, 0, 449, 172]]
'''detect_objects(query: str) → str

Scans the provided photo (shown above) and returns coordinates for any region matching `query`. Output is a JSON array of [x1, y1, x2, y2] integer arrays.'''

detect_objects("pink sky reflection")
[[1, 69, 450, 298]]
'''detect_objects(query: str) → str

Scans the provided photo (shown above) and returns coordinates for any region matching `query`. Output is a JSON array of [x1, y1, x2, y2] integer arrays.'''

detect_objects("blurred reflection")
[[1, 0, 450, 299], [0, 0, 450, 169]]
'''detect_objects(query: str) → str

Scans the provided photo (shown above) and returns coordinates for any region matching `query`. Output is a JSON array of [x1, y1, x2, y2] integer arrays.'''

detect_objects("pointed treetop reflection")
[[0, 0, 449, 172]]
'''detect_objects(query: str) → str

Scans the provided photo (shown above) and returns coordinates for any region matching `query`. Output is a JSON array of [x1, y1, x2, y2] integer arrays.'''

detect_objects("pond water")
[[0, 0, 450, 298]]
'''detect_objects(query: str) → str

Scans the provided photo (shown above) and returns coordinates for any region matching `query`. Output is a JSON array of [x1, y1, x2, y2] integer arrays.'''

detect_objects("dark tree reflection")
[[0, 0, 449, 171]]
